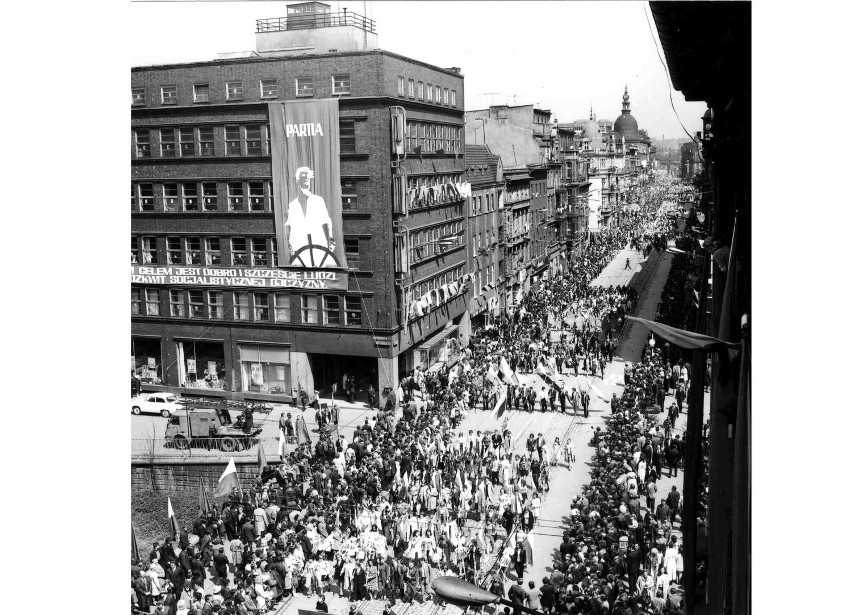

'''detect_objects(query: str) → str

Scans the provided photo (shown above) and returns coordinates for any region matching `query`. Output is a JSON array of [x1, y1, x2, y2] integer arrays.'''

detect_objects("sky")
[[129, 0, 707, 140]]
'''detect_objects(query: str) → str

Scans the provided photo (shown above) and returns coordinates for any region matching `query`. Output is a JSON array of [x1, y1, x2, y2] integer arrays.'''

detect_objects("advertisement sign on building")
[[251, 364, 264, 386], [269, 99, 348, 272], [147, 357, 157, 369], [187, 359, 196, 374]]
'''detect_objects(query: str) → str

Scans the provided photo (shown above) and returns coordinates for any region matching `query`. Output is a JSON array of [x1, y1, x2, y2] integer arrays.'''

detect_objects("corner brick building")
[[131, 2, 470, 403]]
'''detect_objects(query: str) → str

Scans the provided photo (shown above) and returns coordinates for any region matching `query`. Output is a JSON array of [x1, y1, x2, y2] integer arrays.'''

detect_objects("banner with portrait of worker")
[[269, 99, 349, 275]]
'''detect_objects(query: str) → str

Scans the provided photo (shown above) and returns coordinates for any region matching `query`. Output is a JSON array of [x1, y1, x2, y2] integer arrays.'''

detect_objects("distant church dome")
[[614, 86, 640, 137]]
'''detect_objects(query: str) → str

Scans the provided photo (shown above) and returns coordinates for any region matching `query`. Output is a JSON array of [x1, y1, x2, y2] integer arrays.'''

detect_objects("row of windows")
[[470, 191, 498, 216], [131, 235, 362, 266], [130, 179, 358, 213], [409, 220, 464, 264], [132, 288, 363, 326], [396, 77, 457, 108], [132, 121, 356, 159], [411, 265, 466, 303], [132, 75, 351, 107], [404, 122, 462, 153]]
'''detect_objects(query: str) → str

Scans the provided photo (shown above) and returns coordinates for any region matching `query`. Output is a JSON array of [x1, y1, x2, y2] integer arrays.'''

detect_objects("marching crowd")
[[130, 180, 694, 615]]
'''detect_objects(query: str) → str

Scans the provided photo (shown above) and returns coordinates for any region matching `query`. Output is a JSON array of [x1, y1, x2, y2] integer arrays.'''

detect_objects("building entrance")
[[309, 353, 378, 404]]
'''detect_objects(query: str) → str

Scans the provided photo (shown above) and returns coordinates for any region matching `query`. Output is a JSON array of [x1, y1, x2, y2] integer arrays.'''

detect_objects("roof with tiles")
[[464, 144, 502, 186]]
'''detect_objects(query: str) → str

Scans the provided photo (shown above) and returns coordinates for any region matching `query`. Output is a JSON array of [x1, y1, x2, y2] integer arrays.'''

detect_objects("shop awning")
[[417, 323, 459, 351]]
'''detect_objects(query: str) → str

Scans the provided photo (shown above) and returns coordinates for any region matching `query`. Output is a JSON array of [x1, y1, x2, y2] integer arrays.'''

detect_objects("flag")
[[278, 427, 286, 459], [198, 479, 212, 516], [212, 457, 240, 498], [296, 416, 312, 446], [167, 497, 180, 541], [625, 316, 739, 351], [258, 441, 267, 474], [132, 525, 140, 563], [455, 469, 463, 491], [522, 532, 535, 566]]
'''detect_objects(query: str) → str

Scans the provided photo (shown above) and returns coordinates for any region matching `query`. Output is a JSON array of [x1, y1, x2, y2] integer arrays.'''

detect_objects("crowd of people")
[[130, 179, 696, 615]]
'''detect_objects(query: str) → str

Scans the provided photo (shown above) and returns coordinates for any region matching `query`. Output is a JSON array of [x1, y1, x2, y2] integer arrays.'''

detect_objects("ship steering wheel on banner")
[[290, 234, 340, 268]]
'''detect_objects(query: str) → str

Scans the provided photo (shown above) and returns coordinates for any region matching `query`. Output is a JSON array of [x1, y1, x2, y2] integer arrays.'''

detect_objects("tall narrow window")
[[131, 185, 138, 212], [254, 293, 270, 321], [131, 237, 139, 264], [344, 296, 362, 326], [408, 79, 415, 98], [182, 184, 199, 211], [250, 238, 268, 266], [134, 130, 150, 158], [131, 288, 142, 314], [225, 126, 241, 156], [444, 88, 449, 104], [141, 237, 158, 264], [179, 128, 195, 157], [231, 238, 248, 265], [204, 237, 221, 265], [202, 183, 218, 211], [227, 182, 245, 210], [208, 291, 223, 319], [274, 293, 291, 322], [418, 82, 424, 100], [323, 295, 340, 325], [341, 181, 357, 211], [301, 295, 318, 324], [166, 237, 182, 265], [198, 127, 215, 157], [234, 293, 250, 320], [249, 182, 265, 211], [427, 84, 433, 102], [193, 84, 210, 103], [188, 290, 204, 318], [339, 120, 355, 154], [246, 125, 263, 155], [163, 184, 179, 211], [169, 290, 186, 317], [397, 76, 405, 96], [226, 81, 243, 101], [451, 90, 457, 107], [344, 237, 359, 260], [160, 129, 176, 157], [185, 237, 202, 265], [145, 289, 161, 316]]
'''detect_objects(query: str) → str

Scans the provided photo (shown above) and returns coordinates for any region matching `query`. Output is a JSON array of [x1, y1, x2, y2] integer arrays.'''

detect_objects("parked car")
[[131, 393, 184, 418]]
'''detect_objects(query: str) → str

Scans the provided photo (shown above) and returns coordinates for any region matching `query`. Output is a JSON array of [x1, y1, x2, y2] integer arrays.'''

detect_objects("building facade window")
[[273, 293, 291, 322], [226, 81, 243, 100], [254, 293, 270, 321], [332, 74, 350, 96], [427, 84, 433, 102], [170, 290, 185, 317], [231, 238, 248, 265], [193, 84, 210, 103], [163, 183, 179, 211], [344, 237, 359, 260], [323, 295, 340, 325], [179, 127, 195, 157], [141, 237, 158, 264], [188, 290, 204, 318], [418, 82, 424, 100], [132, 87, 145, 106], [185, 237, 202, 265], [227, 182, 245, 210], [344, 296, 362, 326], [444, 88, 449, 104], [198, 126, 215, 156], [131, 288, 142, 314], [342, 181, 357, 211], [247, 182, 264, 211], [138, 183, 154, 211], [167, 237, 182, 264], [397, 76, 405, 96], [339, 120, 356, 154], [145, 289, 161, 315], [208, 291, 223, 319], [451, 90, 457, 107], [204, 237, 221, 265], [246, 125, 263, 156], [408, 79, 415, 98], [250, 237, 268, 266], [296, 76, 314, 97], [225, 126, 241, 156], [301, 295, 318, 324], [234, 293, 250, 320], [182, 183, 199, 211], [161, 85, 177, 105], [160, 129, 176, 158], [134, 129, 151, 158], [260, 79, 278, 98]]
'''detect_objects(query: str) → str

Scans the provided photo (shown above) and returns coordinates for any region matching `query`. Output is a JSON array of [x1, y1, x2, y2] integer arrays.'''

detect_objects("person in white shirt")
[[285, 167, 335, 263]]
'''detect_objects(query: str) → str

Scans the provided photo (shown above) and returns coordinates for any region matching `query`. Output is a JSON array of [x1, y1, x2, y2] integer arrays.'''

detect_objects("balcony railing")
[[256, 11, 376, 34]]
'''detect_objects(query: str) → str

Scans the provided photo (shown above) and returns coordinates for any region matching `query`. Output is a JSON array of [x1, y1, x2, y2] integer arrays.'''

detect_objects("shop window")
[[249, 182, 265, 211], [344, 296, 362, 326], [344, 237, 359, 260], [161, 85, 177, 105], [185, 237, 202, 265], [260, 79, 278, 99], [169, 290, 185, 317], [178, 341, 226, 391], [226, 81, 243, 101], [239, 344, 290, 396], [131, 288, 141, 314], [160, 129, 176, 158], [134, 129, 151, 158], [208, 291, 223, 319], [166, 237, 182, 265], [301, 295, 318, 324], [250, 237, 268, 266], [131, 237, 139, 264], [188, 290, 204, 318], [163, 183, 179, 211], [296, 76, 314, 97], [199, 127, 215, 157], [178, 127, 195, 157], [274, 293, 291, 322], [246, 125, 263, 156], [132, 87, 145, 106], [225, 126, 241, 156], [323, 295, 340, 325], [332, 74, 351, 96], [340, 120, 355, 154], [231, 238, 248, 266], [133, 337, 163, 384], [141, 237, 157, 264], [145, 288, 161, 316], [254, 293, 270, 321], [182, 183, 199, 211], [205, 237, 221, 265], [342, 181, 357, 211], [193, 84, 210, 103], [228, 182, 245, 210], [202, 182, 218, 210], [234, 292, 250, 320]]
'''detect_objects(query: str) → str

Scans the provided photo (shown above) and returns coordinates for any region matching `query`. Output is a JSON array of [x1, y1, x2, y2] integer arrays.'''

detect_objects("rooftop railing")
[[256, 11, 377, 34]]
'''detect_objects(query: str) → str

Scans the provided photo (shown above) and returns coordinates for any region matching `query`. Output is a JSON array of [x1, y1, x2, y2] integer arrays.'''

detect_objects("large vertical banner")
[[269, 100, 348, 270], [588, 177, 602, 233]]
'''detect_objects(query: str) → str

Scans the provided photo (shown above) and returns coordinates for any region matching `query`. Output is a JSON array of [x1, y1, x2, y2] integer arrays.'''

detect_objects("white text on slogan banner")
[[130, 265, 348, 290]]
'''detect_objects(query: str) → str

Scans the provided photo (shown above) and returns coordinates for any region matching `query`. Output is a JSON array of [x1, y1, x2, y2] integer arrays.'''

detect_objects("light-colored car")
[[131, 393, 184, 418]]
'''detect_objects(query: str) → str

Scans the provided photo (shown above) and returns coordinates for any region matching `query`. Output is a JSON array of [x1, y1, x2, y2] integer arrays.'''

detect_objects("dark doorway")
[[309, 353, 378, 403]]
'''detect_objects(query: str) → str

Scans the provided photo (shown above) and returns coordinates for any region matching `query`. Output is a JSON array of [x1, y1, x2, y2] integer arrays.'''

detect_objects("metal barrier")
[[131, 436, 282, 460]]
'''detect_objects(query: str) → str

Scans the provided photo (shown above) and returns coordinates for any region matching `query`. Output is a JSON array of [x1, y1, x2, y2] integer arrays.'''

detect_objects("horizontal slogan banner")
[[131, 265, 348, 290]]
